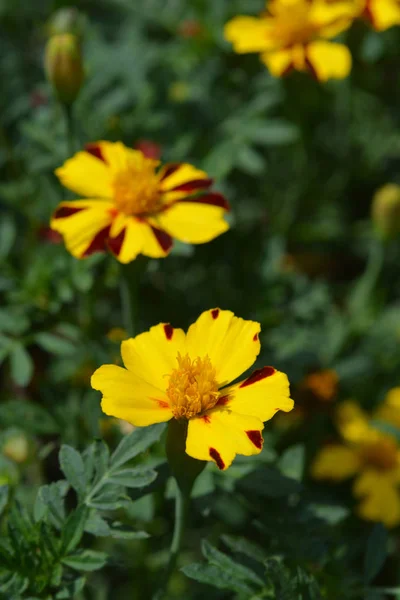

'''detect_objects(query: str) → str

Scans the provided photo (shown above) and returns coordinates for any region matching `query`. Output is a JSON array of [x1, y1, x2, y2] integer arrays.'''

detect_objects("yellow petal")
[[354, 469, 400, 527], [220, 368, 293, 422], [121, 323, 187, 392], [336, 401, 372, 443], [91, 364, 173, 426], [50, 200, 114, 258], [96, 141, 160, 175], [108, 214, 173, 263], [261, 48, 294, 76], [186, 408, 264, 470], [157, 201, 229, 244], [186, 309, 261, 387], [55, 152, 113, 199], [367, 0, 400, 30], [311, 1, 356, 38], [311, 444, 361, 480], [375, 387, 400, 429], [224, 16, 273, 54], [159, 163, 209, 192], [306, 41, 352, 81]]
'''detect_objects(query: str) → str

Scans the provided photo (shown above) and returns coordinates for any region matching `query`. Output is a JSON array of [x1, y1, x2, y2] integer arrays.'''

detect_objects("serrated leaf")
[[109, 466, 157, 488], [202, 540, 264, 587], [59, 445, 87, 497], [110, 423, 164, 470], [182, 562, 255, 594], [221, 535, 267, 564], [9, 342, 33, 387], [55, 576, 86, 598], [364, 523, 388, 583], [84, 512, 110, 537], [62, 549, 107, 572], [61, 505, 89, 554]]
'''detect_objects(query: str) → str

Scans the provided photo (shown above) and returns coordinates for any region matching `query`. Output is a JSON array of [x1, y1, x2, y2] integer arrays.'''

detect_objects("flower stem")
[[158, 482, 190, 599], [63, 103, 75, 157]]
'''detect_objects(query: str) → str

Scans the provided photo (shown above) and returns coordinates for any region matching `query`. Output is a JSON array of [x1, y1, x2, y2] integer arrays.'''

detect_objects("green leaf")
[[55, 576, 86, 598], [364, 523, 388, 583], [0, 400, 58, 434], [110, 423, 165, 470], [278, 445, 305, 482], [245, 119, 299, 146], [181, 562, 255, 595], [9, 341, 33, 387], [61, 505, 89, 554], [0, 216, 16, 258], [0, 485, 9, 516], [237, 467, 301, 498], [35, 332, 77, 356], [84, 512, 110, 537], [109, 466, 157, 488], [110, 522, 150, 539], [59, 445, 87, 497], [221, 535, 267, 564], [202, 540, 264, 587], [62, 549, 107, 572]]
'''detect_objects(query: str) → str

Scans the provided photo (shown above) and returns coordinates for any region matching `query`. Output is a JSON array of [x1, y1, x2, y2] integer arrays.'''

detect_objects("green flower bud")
[[45, 33, 84, 105], [3, 432, 30, 464], [372, 184, 400, 240], [166, 419, 206, 495], [47, 7, 85, 38]]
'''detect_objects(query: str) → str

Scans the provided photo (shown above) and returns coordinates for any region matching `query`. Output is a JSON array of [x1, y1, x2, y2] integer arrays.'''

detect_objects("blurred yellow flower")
[[224, 0, 354, 81], [326, 0, 400, 30], [51, 141, 230, 263], [312, 393, 400, 527], [301, 369, 338, 402], [92, 308, 293, 470], [107, 327, 128, 343]]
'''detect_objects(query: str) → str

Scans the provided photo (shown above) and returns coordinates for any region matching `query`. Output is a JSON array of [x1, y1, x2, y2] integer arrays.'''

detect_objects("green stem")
[[158, 482, 190, 599], [63, 103, 75, 156]]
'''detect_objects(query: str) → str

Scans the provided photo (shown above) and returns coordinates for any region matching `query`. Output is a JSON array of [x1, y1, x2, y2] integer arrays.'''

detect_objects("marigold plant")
[[92, 308, 294, 470], [312, 389, 400, 527], [51, 141, 230, 263], [224, 0, 355, 81]]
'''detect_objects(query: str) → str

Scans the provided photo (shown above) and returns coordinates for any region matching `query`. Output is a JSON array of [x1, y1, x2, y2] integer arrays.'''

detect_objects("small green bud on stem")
[[372, 184, 400, 240], [45, 33, 84, 105]]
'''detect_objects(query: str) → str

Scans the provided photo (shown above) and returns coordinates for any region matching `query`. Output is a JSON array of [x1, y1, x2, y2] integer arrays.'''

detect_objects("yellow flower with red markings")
[[91, 309, 293, 470], [224, 0, 354, 81], [312, 394, 400, 527], [50, 141, 230, 263], [362, 0, 400, 29]]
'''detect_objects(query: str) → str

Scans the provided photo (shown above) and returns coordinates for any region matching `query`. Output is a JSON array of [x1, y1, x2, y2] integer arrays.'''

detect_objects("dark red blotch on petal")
[[253, 333, 259, 341], [180, 192, 230, 211], [240, 366, 276, 388], [209, 448, 225, 470], [202, 415, 211, 424], [83, 225, 111, 257], [216, 395, 229, 407], [164, 324, 173, 340], [108, 228, 126, 257], [211, 308, 219, 319], [170, 178, 213, 193], [54, 206, 84, 219], [157, 400, 170, 409], [151, 226, 173, 254], [85, 142, 106, 162], [246, 430, 263, 449], [160, 163, 180, 181]]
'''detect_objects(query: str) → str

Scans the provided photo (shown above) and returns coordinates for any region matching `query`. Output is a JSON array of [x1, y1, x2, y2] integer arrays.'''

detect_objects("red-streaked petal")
[[85, 142, 106, 162], [53, 206, 85, 219], [170, 178, 213, 192], [179, 192, 230, 211], [83, 225, 111, 257], [209, 448, 225, 470], [151, 226, 173, 254], [240, 367, 276, 388], [108, 227, 127, 257], [159, 163, 180, 181]]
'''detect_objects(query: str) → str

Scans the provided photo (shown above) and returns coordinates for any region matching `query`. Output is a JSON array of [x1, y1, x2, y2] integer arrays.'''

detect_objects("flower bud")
[[3, 432, 29, 464], [47, 7, 84, 38], [372, 184, 400, 240], [45, 33, 84, 105]]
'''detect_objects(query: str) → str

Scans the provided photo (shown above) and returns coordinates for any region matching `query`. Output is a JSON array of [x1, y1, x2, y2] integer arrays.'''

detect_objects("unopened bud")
[[45, 34, 84, 105], [3, 433, 29, 464], [47, 7, 84, 38], [372, 184, 400, 239]]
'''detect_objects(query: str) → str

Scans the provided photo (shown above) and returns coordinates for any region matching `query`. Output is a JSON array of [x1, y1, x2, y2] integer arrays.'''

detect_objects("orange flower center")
[[360, 438, 399, 471], [267, 2, 317, 47], [166, 353, 220, 420], [112, 159, 161, 215]]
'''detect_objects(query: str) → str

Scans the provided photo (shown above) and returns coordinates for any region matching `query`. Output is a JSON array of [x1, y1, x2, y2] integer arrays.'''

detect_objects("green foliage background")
[[1, 0, 400, 598]]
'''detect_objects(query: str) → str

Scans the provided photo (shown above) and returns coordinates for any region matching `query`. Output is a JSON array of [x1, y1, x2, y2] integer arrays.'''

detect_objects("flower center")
[[166, 353, 220, 420], [112, 158, 161, 215], [268, 3, 316, 47], [360, 438, 398, 471]]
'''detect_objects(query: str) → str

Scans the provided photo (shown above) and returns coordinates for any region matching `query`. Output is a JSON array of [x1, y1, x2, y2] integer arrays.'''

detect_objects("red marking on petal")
[[160, 163, 180, 181], [85, 143, 106, 162], [239, 366, 276, 388], [108, 227, 126, 256], [158, 400, 170, 409], [253, 333, 259, 341], [246, 430, 263, 449], [134, 140, 162, 160], [209, 448, 225, 470], [202, 415, 211, 424], [282, 62, 295, 77], [170, 178, 213, 192], [151, 226, 173, 254], [82, 225, 111, 257], [54, 206, 84, 219], [38, 226, 63, 244], [304, 48, 319, 81], [216, 395, 229, 406], [108, 207, 119, 218], [180, 192, 230, 211], [211, 308, 219, 320], [164, 324, 173, 340]]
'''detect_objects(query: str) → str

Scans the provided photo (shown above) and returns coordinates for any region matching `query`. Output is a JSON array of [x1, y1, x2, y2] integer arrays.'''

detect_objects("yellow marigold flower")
[[327, 0, 400, 30], [91, 308, 293, 470], [50, 141, 230, 263], [224, 0, 354, 81], [312, 396, 400, 527]]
